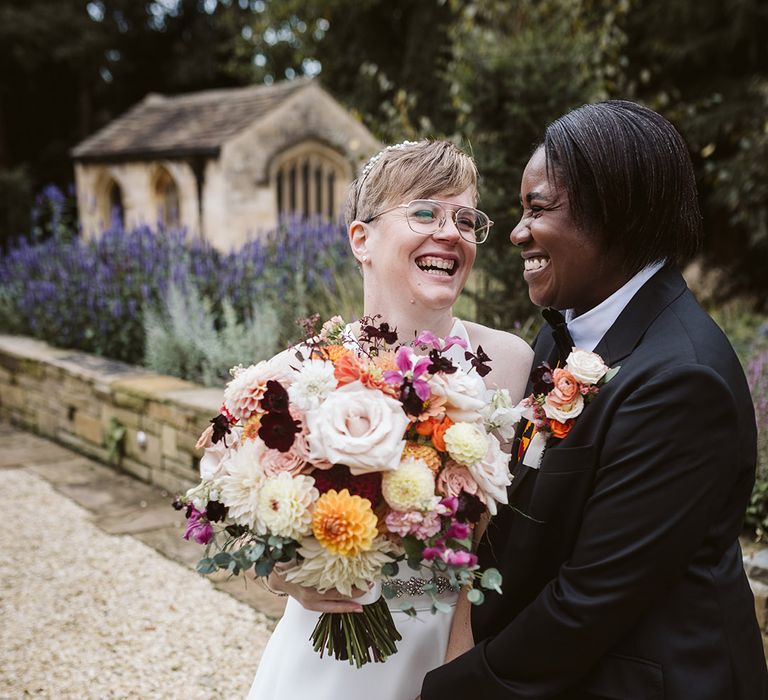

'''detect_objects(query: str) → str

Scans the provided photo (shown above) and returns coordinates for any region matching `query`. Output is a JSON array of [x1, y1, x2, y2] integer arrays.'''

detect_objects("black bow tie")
[[542, 307, 575, 365]]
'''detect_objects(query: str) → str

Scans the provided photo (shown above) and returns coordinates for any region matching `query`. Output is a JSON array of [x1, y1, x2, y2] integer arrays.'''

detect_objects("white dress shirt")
[[564, 260, 666, 352]]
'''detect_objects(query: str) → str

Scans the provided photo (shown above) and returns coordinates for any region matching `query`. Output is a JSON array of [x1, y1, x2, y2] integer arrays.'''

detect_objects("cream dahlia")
[[256, 472, 318, 540], [215, 440, 268, 529], [444, 422, 489, 466], [381, 456, 435, 511]]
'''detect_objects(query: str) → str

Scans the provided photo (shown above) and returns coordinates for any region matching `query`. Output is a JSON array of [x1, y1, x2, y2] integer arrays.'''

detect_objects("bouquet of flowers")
[[174, 316, 514, 667]]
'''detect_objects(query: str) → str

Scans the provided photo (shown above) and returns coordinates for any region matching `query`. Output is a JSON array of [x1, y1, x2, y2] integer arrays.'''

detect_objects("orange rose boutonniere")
[[522, 349, 619, 442]]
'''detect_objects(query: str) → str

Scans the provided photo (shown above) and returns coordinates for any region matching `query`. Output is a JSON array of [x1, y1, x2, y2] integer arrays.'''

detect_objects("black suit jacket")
[[423, 267, 767, 699]]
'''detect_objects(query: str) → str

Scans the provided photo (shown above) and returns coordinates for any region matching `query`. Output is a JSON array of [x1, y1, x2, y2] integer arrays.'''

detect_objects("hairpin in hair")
[[359, 140, 420, 179]]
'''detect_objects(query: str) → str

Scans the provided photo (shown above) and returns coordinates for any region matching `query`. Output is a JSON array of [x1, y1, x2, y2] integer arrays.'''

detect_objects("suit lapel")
[[592, 266, 687, 366]]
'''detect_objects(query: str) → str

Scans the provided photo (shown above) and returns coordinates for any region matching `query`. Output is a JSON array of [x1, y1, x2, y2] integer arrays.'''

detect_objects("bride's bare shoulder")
[[461, 320, 533, 401]]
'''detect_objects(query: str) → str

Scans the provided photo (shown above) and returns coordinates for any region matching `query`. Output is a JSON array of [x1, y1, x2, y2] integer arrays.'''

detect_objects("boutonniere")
[[519, 349, 619, 468]]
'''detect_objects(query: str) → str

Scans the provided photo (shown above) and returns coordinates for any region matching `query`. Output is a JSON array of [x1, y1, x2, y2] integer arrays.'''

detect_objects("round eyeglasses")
[[361, 199, 493, 244]]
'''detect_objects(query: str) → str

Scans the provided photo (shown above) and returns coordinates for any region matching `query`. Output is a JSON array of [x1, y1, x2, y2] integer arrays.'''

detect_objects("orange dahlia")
[[324, 344, 352, 364], [312, 489, 378, 556], [402, 442, 442, 474], [241, 414, 262, 441]]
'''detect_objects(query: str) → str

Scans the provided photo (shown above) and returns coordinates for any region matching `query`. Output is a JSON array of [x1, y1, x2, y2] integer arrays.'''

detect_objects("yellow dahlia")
[[444, 422, 489, 466], [381, 456, 435, 511], [402, 442, 442, 474], [312, 489, 378, 556]]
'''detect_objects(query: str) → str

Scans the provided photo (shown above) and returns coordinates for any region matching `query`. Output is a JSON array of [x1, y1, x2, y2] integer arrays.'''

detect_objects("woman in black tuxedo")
[[421, 101, 767, 699]]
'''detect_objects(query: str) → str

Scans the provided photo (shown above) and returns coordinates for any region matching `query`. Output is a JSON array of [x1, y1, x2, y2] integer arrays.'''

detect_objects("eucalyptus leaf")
[[381, 562, 399, 577], [467, 588, 485, 605], [196, 558, 217, 575], [481, 568, 503, 593], [255, 560, 274, 577], [400, 603, 417, 617], [603, 366, 621, 383], [432, 600, 452, 614], [213, 551, 232, 567]]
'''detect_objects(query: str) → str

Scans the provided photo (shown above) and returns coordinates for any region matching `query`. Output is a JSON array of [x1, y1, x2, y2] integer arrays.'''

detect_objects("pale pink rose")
[[429, 369, 487, 423], [195, 425, 214, 450], [466, 434, 511, 515], [199, 428, 240, 480], [436, 460, 480, 499], [305, 381, 409, 475], [547, 368, 580, 409]]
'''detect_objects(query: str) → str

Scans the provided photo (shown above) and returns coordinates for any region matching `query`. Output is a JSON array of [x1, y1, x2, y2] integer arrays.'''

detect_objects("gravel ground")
[[0, 469, 270, 699]]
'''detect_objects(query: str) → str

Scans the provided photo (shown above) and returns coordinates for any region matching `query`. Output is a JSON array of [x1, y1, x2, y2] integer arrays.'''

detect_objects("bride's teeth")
[[524, 257, 550, 271], [416, 256, 457, 274]]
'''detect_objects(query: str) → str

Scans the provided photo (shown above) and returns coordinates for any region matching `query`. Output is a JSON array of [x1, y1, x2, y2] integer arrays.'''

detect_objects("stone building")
[[71, 79, 380, 250]]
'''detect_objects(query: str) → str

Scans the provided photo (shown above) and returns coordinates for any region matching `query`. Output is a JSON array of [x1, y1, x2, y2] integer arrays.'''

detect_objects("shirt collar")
[[564, 260, 666, 352]]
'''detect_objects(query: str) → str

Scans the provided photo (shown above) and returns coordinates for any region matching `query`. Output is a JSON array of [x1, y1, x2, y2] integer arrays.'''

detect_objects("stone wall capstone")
[[0, 335, 218, 495]]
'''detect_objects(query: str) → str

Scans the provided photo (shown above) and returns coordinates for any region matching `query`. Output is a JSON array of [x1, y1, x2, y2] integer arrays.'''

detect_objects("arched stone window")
[[105, 178, 124, 228], [271, 141, 350, 220], [152, 166, 180, 228]]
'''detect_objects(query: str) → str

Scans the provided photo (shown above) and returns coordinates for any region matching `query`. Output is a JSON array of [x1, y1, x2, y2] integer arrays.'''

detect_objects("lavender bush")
[[0, 205, 355, 366]]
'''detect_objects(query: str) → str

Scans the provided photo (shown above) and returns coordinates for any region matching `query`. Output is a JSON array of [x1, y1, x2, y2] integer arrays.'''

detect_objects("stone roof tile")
[[72, 79, 311, 160]]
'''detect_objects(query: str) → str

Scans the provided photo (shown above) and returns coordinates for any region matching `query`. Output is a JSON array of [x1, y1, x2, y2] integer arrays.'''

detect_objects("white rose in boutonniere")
[[566, 349, 609, 385]]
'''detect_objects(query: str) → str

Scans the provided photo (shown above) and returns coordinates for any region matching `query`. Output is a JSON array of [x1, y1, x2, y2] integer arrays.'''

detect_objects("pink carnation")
[[385, 510, 442, 539]]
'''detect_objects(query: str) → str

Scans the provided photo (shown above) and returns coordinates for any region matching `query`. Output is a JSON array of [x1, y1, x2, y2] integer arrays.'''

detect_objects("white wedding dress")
[[247, 320, 476, 700]]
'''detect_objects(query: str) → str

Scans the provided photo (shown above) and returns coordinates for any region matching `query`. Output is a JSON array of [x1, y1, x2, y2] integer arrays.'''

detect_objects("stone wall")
[[0, 335, 218, 495]]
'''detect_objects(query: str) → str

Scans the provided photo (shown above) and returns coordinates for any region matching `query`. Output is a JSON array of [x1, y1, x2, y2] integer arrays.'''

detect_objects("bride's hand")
[[266, 567, 366, 614]]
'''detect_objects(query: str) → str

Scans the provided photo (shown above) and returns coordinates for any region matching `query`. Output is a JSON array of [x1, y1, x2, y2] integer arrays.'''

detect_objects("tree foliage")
[[1, 0, 766, 314]]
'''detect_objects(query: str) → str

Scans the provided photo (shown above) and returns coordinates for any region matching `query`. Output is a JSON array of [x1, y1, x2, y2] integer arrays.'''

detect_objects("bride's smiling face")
[[358, 188, 478, 310]]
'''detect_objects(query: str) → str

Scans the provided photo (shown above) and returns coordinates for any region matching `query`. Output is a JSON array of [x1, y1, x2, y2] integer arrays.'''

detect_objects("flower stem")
[[310, 598, 402, 668]]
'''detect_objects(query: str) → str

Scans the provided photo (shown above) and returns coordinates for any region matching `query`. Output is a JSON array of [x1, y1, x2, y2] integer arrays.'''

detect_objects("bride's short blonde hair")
[[344, 140, 478, 225]]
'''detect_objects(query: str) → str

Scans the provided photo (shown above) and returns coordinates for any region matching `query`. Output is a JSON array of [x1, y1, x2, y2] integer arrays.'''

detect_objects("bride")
[[247, 140, 533, 699]]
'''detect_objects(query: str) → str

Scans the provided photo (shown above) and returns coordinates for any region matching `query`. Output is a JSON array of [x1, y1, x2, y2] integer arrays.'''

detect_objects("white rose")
[[565, 349, 609, 385], [543, 393, 584, 422], [305, 380, 409, 475], [429, 369, 487, 423], [466, 434, 511, 516]]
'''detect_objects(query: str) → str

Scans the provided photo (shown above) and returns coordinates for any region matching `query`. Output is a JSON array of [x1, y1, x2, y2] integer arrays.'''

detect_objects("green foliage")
[[143, 280, 280, 387], [103, 416, 126, 465]]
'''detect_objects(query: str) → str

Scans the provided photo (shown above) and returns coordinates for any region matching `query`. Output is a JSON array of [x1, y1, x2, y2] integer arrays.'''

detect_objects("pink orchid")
[[183, 507, 214, 545], [415, 330, 469, 353], [384, 346, 432, 401]]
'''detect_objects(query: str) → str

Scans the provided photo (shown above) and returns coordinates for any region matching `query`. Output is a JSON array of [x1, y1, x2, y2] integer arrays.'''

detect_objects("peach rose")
[[432, 416, 455, 452], [547, 368, 580, 409]]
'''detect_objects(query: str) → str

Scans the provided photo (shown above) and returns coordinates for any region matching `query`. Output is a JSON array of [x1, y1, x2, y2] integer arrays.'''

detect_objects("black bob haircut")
[[542, 100, 702, 275]]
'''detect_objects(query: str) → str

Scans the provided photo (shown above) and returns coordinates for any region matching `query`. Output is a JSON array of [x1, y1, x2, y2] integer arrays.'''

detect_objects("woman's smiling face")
[[362, 188, 478, 311], [510, 148, 628, 315]]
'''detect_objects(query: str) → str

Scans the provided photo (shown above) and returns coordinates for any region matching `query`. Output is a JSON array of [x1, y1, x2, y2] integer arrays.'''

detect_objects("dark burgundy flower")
[[210, 413, 232, 445], [455, 491, 486, 524], [427, 349, 458, 375], [311, 464, 383, 505], [399, 378, 426, 417], [465, 345, 492, 377], [531, 362, 555, 396], [171, 497, 185, 511], [261, 380, 290, 414], [258, 412, 302, 452], [205, 500, 228, 523]]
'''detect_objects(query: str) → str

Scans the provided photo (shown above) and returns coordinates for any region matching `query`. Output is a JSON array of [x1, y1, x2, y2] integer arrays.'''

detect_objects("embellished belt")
[[382, 575, 456, 598]]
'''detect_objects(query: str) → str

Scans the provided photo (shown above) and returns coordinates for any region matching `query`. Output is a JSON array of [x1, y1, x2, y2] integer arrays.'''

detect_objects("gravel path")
[[0, 468, 270, 699]]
